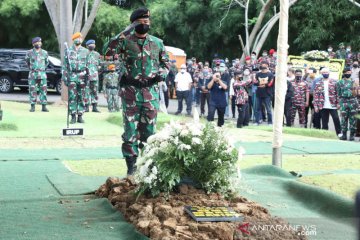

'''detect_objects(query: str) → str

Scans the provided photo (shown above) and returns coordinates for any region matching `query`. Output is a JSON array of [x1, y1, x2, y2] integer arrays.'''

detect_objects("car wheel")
[[0, 75, 14, 93], [55, 80, 62, 94]]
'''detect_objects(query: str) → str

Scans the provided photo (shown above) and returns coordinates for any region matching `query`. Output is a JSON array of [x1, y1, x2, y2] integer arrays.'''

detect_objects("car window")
[[0, 53, 11, 60], [13, 53, 26, 59], [49, 56, 61, 66]]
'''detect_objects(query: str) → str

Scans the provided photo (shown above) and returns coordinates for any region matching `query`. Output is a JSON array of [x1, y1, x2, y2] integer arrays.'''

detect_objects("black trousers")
[[207, 105, 226, 127], [320, 108, 341, 135], [176, 90, 191, 113], [237, 103, 249, 128], [305, 95, 314, 127], [284, 98, 292, 127], [231, 95, 236, 118], [164, 90, 169, 108], [200, 92, 210, 115]]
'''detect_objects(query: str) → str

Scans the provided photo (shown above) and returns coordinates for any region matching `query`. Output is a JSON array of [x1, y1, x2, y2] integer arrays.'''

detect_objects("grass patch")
[[0, 123, 18, 131], [245, 125, 338, 139], [63, 159, 127, 177], [106, 112, 190, 129], [300, 174, 360, 199]]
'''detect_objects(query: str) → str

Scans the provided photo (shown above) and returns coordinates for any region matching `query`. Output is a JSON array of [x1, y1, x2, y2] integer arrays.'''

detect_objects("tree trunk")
[[80, 0, 102, 39], [73, 0, 86, 33], [244, 0, 250, 56], [60, 0, 73, 101], [252, 14, 280, 55], [272, 0, 289, 167], [44, 0, 61, 51], [348, 0, 360, 8]]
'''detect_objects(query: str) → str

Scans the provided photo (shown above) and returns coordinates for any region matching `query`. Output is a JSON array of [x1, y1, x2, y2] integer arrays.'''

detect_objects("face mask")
[[219, 67, 225, 73], [181, 69, 185, 73], [88, 46, 95, 51], [203, 69, 208, 74], [328, 48, 332, 52], [353, 64, 359, 68], [225, 59, 229, 63], [74, 39, 82, 45], [322, 73, 329, 79], [346, 48, 351, 52], [344, 74, 351, 78], [251, 55, 256, 60], [244, 70, 250, 76], [273, 54, 277, 57], [34, 44, 41, 49], [295, 76, 302, 81], [260, 66, 267, 70], [262, 53, 268, 57], [135, 24, 150, 34]]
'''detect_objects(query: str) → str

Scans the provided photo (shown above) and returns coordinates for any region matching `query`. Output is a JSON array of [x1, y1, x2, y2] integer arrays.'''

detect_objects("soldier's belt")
[[106, 86, 118, 89], [30, 69, 46, 72], [121, 75, 160, 88], [72, 70, 86, 73], [340, 96, 356, 99]]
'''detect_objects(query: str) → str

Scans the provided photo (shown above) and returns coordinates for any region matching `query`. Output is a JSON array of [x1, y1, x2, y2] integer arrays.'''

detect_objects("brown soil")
[[96, 177, 307, 240]]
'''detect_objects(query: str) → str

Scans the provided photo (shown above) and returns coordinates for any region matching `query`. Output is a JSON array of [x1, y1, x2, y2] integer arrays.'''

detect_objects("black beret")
[[130, 7, 150, 22], [344, 67, 351, 72], [32, 37, 41, 44]]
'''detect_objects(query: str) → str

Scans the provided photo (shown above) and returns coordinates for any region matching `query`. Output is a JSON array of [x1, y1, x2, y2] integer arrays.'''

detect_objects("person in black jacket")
[[285, 78, 294, 126]]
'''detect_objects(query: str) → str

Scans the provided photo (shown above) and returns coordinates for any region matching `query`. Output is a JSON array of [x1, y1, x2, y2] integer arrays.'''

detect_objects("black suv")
[[0, 48, 62, 94]]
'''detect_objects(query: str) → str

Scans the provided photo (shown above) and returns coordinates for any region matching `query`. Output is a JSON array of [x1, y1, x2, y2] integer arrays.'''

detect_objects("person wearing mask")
[[351, 60, 360, 82], [25, 37, 49, 112], [229, 71, 237, 119], [351, 60, 360, 137], [234, 70, 252, 128], [103, 64, 120, 112], [291, 69, 309, 127], [285, 69, 295, 127], [345, 45, 353, 67], [251, 52, 258, 67], [62, 32, 89, 124], [174, 64, 193, 115], [327, 45, 336, 59], [254, 61, 274, 125], [336, 43, 346, 59], [313, 68, 341, 136], [85, 39, 101, 113], [198, 65, 212, 117], [206, 72, 228, 127], [303, 67, 317, 128], [258, 50, 270, 65], [268, 49, 277, 73], [218, 63, 231, 119], [337, 68, 359, 141]]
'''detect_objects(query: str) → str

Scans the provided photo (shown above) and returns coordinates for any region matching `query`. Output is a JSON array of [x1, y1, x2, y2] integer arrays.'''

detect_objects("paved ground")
[[1, 87, 337, 131]]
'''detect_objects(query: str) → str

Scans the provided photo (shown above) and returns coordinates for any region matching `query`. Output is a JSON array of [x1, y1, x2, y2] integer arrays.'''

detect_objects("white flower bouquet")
[[303, 50, 329, 61], [134, 121, 238, 197]]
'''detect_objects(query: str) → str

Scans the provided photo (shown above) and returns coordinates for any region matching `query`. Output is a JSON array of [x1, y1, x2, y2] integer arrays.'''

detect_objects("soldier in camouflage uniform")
[[337, 68, 359, 141], [62, 32, 89, 124], [85, 39, 101, 113], [103, 64, 120, 112], [290, 69, 309, 127], [25, 37, 49, 112], [336, 42, 346, 59], [104, 7, 169, 175]]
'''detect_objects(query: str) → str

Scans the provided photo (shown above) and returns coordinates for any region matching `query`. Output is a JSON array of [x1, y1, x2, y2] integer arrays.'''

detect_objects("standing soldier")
[[62, 32, 89, 124], [337, 68, 359, 141], [85, 39, 101, 113], [25, 37, 49, 112], [336, 43, 346, 59], [290, 69, 309, 127], [103, 64, 120, 112], [104, 7, 169, 175]]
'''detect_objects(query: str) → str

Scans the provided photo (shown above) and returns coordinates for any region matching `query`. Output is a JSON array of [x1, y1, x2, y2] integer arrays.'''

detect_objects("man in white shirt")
[[174, 64, 193, 115]]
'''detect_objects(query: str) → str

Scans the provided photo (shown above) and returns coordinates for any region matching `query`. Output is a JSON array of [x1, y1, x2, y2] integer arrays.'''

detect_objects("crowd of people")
[[163, 45, 360, 141]]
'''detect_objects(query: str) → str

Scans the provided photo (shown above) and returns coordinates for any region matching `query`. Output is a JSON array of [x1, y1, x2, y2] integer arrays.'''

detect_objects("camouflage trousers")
[[85, 80, 99, 105], [291, 104, 306, 125], [68, 79, 86, 115], [120, 85, 159, 158], [339, 98, 358, 132], [106, 88, 120, 112], [28, 78, 47, 105]]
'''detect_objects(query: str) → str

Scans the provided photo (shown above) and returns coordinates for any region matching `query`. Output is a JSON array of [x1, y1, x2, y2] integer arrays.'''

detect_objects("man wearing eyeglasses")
[[174, 64, 193, 116]]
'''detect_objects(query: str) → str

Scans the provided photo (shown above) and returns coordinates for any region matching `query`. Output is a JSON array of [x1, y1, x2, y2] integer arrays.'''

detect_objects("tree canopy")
[[0, 0, 359, 60]]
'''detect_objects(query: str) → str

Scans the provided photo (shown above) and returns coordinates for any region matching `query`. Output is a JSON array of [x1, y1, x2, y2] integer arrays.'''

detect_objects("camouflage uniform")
[[85, 50, 101, 106], [62, 45, 89, 116], [25, 48, 49, 105], [291, 79, 309, 125], [336, 79, 359, 136], [112, 32, 169, 160], [103, 71, 120, 112]]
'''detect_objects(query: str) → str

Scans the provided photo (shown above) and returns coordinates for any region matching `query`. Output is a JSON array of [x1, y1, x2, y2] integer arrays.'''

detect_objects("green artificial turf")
[[0, 122, 18, 131]]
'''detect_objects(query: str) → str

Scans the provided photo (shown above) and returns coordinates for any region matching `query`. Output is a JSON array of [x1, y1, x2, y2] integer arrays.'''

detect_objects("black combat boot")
[[92, 103, 100, 113], [77, 114, 85, 123], [70, 114, 76, 124], [349, 132, 355, 141], [29, 104, 35, 112], [41, 104, 49, 112], [340, 131, 347, 140], [85, 105, 89, 112], [125, 156, 137, 176]]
